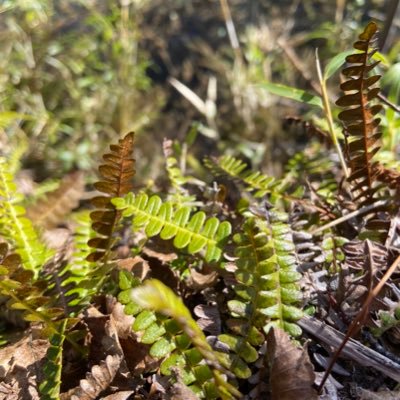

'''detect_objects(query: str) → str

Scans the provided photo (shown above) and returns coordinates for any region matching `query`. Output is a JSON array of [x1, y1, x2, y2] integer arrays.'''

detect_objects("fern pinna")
[[336, 21, 382, 205], [223, 209, 303, 379], [87, 132, 135, 263]]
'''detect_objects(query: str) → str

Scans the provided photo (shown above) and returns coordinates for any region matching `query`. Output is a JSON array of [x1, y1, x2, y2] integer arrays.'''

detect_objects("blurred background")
[[0, 0, 398, 185]]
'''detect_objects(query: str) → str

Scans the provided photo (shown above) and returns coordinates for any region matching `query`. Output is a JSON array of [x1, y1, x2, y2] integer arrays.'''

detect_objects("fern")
[[204, 155, 279, 199], [163, 138, 196, 206], [113, 193, 231, 262], [336, 21, 382, 205], [0, 243, 64, 329], [26, 171, 84, 229], [223, 210, 303, 380], [39, 319, 67, 400], [87, 132, 135, 263], [119, 274, 241, 399], [0, 157, 52, 275], [58, 211, 97, 310]]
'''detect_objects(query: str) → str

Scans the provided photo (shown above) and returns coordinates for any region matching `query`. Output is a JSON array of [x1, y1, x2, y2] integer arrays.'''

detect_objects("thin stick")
[[317, 252, 400, 392], [310, 200, 388, 235], [378, 92, 400, 114]]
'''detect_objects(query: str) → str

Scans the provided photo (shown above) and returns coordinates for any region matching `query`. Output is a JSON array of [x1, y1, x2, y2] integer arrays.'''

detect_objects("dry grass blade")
[[267, 328, 318, 400]]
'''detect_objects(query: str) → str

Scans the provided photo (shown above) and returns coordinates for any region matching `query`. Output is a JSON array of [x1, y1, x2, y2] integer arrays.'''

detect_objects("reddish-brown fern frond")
[[336, 22, 382, 205], [87, 132, 135, 262]]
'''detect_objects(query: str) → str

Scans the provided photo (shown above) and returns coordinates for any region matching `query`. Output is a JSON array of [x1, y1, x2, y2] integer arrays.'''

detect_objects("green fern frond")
[[204, 155, 280, 199], [223, 211, 303, 380], [0, 157, 52, 275], [119, 274, 241, 399], [58, 211, 97, 310], [39, 319, 67, 400], [113, 193, 231, 262]]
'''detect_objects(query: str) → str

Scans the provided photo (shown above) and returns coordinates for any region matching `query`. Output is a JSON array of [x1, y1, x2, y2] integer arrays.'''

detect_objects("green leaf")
[[150, 337, 176, 358], [160, 353, 186, 375], [141, 322, 166, 344], [323, 50, 354, 80], [258, 82, 323, 108], [133, 310, 157, 331]]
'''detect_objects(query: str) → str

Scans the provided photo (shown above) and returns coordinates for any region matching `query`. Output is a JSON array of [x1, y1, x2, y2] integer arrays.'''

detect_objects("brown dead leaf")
[[359, 388, 400, 400], [60, 354, 122, 400], [106, 297, 135, 340], [267, 328, 318, 400], [0, 335, 49, 400], [101, 390, 135, 399], [142, 245, 178, 263], [193, 304, 221, 335], [187, 269, 218, 290], [117, 256, 150, 281]]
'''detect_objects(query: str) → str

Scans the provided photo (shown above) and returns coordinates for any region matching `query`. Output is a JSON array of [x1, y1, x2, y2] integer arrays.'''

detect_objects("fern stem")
[[315, 49, 349, 179]]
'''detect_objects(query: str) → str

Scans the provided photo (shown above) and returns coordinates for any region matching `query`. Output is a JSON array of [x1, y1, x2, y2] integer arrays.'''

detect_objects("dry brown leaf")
[[359, 388, 400, 400], [187, 269, 218, 290], [267, 328, 318, 400], [0, 335, 49, 400], [117, 256, 150, 281], [101, 390, 135, 400], [193, 304, 221, 335], [60, 354, 122, 400], [106, 297, 135, 340]]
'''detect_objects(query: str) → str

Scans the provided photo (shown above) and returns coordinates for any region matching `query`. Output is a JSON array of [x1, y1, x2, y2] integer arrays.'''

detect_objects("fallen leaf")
[[359, 388, 400, 400], [267, 328, 318, 400], [60, 354, 122, 400], [0, 335, 49, 400], [188, 269, 218, 290], [101, 390, 135, 400]]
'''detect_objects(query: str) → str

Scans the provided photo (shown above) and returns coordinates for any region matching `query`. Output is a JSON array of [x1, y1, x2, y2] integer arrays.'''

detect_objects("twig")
[[378, 92, 400, 114], [317, 252, 400, 391], [310, 200, 388, 235], [299, 315, 400, 382]]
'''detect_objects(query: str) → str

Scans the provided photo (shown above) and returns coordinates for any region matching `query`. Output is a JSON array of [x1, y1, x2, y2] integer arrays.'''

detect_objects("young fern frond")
[[87, 132, 135, 263], [336, 21, 382, 205], [39, 319, 67, 400], [113, 193, 231, 262], [204, 155, 278, 198], [0, 157, 51, 274], [119, 274, 242, 399]]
